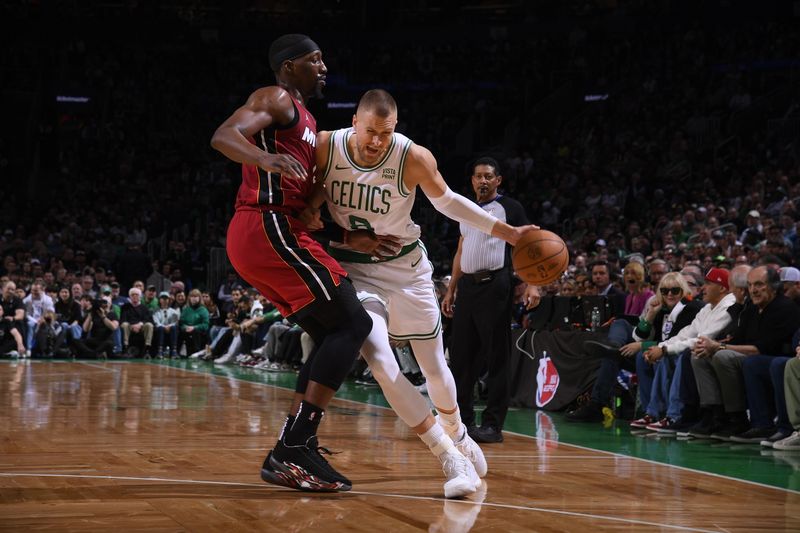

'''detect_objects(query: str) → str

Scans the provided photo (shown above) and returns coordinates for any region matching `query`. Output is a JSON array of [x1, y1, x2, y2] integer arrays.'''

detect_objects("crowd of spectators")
[[3, 4, 798, 290], [2, 3, 800, 420]]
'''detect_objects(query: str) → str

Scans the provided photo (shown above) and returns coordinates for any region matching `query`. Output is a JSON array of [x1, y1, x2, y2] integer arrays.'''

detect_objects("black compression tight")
[[292, 278, 371, 393]]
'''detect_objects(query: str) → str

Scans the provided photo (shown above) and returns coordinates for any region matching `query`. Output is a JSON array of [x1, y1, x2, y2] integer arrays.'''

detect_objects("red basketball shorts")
[[226, 209, 347, 318]]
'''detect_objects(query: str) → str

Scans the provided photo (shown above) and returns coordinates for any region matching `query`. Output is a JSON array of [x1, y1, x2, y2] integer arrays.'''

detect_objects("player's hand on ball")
[[509, 224, 541, 246], [512, 229, 569, 285]]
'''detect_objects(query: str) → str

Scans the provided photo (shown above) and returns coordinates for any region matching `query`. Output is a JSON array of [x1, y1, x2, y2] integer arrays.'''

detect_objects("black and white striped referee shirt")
[[459, 194, 529, 274]]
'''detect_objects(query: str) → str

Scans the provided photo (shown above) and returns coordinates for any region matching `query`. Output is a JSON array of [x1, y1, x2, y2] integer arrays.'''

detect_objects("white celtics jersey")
[[323, 128, 421, 256]]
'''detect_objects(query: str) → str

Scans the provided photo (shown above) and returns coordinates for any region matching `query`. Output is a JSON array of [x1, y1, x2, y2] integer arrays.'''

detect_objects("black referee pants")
[[449, 268, 513, 430]]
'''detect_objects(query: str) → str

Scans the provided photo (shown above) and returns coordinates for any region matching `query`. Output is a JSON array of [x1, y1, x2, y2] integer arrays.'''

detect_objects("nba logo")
[[536, 353, 560, 407]]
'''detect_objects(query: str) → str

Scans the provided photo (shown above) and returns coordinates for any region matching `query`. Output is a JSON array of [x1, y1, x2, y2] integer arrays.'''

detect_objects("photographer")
[[71, 299, 119, 358]]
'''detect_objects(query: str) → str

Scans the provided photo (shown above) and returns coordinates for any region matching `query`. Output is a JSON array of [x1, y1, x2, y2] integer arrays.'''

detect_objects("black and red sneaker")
[[630, 414, 657, 429], [261, 437, 351, 492], [646, 417, 679, 434]]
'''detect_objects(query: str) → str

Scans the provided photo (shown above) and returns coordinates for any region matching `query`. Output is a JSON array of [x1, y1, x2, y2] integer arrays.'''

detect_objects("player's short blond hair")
[[358, 89, 397, 118]]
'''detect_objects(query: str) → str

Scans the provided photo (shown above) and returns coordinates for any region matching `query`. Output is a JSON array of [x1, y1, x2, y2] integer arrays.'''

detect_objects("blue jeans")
[[113, 328, 122, 354], [636, 350, 656, 414], [608, 320, 634, 346], [742, 355, 792, 432], [589, 320, 636, 404], [665, 349, 698, 420], [26, 316, 38, 350], [636, 348, 697, 421], [156, 325, 179, 351], [61, 322, 84, 341], [209, 326, 229, 349]]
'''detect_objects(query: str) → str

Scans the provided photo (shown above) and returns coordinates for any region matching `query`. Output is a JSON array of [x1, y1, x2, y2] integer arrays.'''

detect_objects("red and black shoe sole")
[[260, 455, 351, 492]]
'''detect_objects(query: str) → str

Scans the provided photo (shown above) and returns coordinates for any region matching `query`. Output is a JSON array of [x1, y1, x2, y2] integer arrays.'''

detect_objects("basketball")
[[512, 229, 569, 285]]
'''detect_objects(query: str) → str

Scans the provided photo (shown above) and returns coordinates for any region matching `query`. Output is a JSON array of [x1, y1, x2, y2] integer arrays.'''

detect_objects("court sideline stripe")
[[0, 472, 719, 532]]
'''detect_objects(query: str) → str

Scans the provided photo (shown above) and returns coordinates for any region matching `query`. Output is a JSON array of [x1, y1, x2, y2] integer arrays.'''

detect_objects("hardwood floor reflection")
[[1, 361, 798, 532]]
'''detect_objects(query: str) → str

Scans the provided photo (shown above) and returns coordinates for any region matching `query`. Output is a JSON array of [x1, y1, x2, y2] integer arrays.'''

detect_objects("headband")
[[269, 34, 320, 72]]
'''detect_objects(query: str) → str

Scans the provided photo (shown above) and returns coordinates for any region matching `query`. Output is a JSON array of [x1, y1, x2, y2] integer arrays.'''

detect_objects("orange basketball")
[[512, 229, 569, 285]]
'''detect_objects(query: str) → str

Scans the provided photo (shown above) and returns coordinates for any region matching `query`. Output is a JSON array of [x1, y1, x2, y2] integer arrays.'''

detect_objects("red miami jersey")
[[234, 93, 317, 213]]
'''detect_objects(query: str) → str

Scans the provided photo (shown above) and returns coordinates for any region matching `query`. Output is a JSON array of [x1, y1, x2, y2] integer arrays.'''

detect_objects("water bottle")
[[590, 306, 601, 331]]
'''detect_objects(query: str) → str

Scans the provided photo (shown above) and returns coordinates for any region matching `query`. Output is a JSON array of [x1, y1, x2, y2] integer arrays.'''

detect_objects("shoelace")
[[441, 453, 469, 477], [306, 437, 340, 464], [457, 440, 478, 463], [314, 445, 340, 463]]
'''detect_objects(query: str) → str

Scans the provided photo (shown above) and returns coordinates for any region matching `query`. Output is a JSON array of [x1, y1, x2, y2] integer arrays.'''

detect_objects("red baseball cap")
[[704, 267, 729, 290]]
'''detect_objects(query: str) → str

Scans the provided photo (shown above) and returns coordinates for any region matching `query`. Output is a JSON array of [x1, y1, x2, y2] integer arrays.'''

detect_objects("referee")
[[441, 157, 540, 443]]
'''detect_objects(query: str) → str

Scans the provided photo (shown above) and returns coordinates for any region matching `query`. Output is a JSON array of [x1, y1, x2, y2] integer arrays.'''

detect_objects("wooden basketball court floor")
[[1, 360, 798, 532]]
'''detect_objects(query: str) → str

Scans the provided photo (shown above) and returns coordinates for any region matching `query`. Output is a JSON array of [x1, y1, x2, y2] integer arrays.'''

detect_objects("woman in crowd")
[[179, 289, 209, 358], [626, 273, 703, 431], [55, 286, 83, 343]]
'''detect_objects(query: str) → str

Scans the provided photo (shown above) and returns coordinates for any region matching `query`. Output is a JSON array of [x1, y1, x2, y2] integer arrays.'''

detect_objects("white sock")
[[437, 409, 464, 441], [419, 422, 457, 458]]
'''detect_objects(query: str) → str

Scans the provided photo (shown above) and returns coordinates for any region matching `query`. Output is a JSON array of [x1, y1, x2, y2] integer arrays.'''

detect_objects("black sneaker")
[[264, 437, 351, 492], [565, 402, 604, 422], [687, 419, 722, 439], [671, 419, 697, 437], [469, 425, 503, 443], [260, 449, 281, 485], [709, 421, 751, 442], [125, 346, 140, 357], [760, 430, 794, 448], [404, 371, 426, 387], [730, 426, 777, 444]]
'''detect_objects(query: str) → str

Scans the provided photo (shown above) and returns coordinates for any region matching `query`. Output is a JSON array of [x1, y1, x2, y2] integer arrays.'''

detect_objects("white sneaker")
[[6, 350, 20, 358], [252, 345, 266, 356], [188, 349, 205, 359], [453, 428, 488, 477], [214, 352, 235, 364], [429, 480, 487, 533], [440, 450, 480, 499], [773, 430, 800, 450], [254, 358, 272, 370]]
